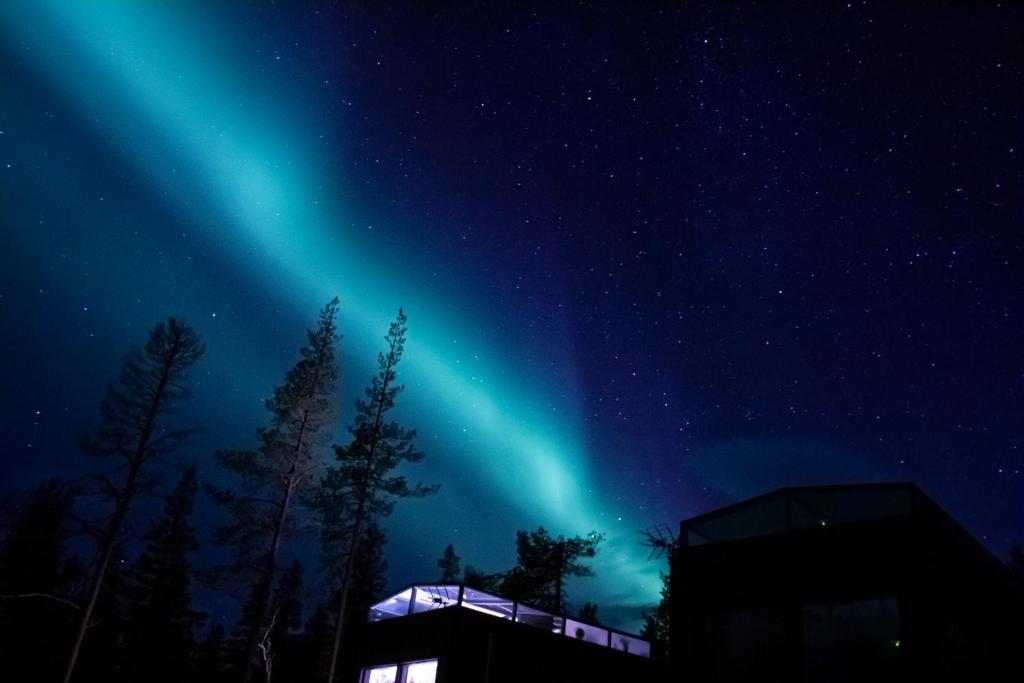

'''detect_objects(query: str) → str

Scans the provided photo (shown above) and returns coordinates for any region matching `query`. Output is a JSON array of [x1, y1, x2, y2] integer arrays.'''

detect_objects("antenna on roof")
[[422, 584, 454, 610], [639, 524, 677, 561]]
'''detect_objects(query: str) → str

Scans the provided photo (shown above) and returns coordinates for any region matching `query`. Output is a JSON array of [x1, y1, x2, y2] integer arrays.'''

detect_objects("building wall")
[[362, 607, 658, 683], [670, 512, 1024, 682]]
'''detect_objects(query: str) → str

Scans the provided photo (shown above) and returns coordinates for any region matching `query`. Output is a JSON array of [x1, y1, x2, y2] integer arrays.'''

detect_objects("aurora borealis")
[[2, 2, 1022, 630]]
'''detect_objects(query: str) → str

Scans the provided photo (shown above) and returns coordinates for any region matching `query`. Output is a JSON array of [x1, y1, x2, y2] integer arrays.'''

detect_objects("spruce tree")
[[577, 602, 600, 624], [193, 623, 228, 683], [120, 467, 205, 683], [437, 544, 461, 583], [640, 571, 672, 662], [500, 527, 603, 613], [63, 318, 204, 683], [0, 479, 77, 683], [319, 309, 437, 683], [290, 605, 333, 683], [208, 299, 340, 683], [461, 565, 501, 592]]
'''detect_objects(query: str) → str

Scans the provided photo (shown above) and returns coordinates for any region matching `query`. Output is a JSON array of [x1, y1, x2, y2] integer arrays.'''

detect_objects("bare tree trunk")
[[242, 312, 329, 682], [325, 505, 365, 683], [62, 345, 179, 683], [325, 347, 397, 683], [241, 482, 295, 683], [258, 608, 280, 683], [62, 471, 134, 683]]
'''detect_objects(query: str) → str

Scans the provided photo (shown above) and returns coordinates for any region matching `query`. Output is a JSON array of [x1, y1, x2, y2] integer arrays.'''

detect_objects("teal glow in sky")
[[11, 0, 1019, 636], [1, 1, 660, 622]]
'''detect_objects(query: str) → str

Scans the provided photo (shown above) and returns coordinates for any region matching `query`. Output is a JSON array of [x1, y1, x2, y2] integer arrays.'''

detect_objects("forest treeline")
[[0, 300, 649, 683]]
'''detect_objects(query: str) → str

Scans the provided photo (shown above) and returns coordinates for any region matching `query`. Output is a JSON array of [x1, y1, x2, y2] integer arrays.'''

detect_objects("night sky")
[[1, 2, 1021, 629]]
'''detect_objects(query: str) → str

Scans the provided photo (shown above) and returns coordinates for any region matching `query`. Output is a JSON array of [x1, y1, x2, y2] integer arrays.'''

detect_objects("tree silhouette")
[[638, 524, 676, 662], [640, 570, 672, 662], [0, 479, 78, 683], [193, 623, 229, 683], [264, 560, 304, 683], [577, 602, 600, 624], [120, 467, 204, 683], [208, 299, 340, 683], [500, 527, 604, 613], [462, 565, 501, 592], [318, 309, 437, 683], [63, 318, 204, 683], [437, 544, 461, 583]]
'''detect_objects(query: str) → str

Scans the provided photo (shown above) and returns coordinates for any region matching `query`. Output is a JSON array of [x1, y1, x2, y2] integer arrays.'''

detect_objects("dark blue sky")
[[1, 1, 1021, 627]]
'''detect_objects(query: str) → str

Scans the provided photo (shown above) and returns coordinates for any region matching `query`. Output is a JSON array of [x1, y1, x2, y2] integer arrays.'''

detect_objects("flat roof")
[[368, 583, 651, 658]]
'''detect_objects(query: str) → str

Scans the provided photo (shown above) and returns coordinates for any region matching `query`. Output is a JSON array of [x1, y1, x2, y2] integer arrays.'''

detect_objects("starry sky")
[[1, 2, 1021, 629]]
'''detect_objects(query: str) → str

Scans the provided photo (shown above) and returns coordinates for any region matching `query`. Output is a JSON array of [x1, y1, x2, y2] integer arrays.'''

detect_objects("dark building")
[[358, 584, 654, 682], [670, 482, 1024, 682]]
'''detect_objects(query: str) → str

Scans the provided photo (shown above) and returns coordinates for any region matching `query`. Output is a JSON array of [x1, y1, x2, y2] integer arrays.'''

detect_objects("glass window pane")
[[688, 495, 787, 544], [460, 587, 514, 619], [515, 604, 562, 633], [791, 488, 912, 530], [362, 665, 398, 683], [564, 618, 609, 646], [410, 586, 459, 614], [369, 589, 413, 621], [610, 632, 651, 658], [402, 659, 438, 683], [705, 609, 787, 680], [801, 598, 902, 683]]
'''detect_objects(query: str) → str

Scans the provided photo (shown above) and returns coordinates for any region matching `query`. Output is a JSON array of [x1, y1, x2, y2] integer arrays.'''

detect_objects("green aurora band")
[[2, 1, 661, 621]]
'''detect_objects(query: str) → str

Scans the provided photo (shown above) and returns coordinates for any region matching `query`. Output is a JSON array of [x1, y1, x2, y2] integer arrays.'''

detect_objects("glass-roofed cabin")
[[359, 584, 654, 683]]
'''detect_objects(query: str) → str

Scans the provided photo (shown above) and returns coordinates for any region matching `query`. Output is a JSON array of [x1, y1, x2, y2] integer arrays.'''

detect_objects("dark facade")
[[358, 584, 654, 683], [670, 483, 1024, 682]]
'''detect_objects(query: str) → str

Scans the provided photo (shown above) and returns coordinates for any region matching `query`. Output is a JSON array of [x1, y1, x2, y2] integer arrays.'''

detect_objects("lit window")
[[610, 632, 652, 658], [361, 665, 397, 683], [402, 658, 438, 683], [564, 618, 609, 646]]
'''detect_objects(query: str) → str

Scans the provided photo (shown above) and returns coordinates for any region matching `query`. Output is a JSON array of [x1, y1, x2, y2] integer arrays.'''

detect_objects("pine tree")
[[437, 544, 461, 583], [0, 479, 77, 683], [290, 605, 333, 683], [318, 309, 437, 683], [208, 299, 340, 683], [638, 525, 675, 662], [313, 521, 390, 683], [74, 541, 130, 683], [577, 602, 600, 624], [462, 565, 501, 592], [343, 520, 388, 630], [63, 318, 204, 683], [193, 623, 228, 683], [640, 571, 672, 662], [499, 527, 603, 613], [120, 467, 205, 683]]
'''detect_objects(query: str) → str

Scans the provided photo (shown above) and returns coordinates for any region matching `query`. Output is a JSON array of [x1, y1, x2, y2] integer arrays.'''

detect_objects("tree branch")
[[0, 592, 81, 610]]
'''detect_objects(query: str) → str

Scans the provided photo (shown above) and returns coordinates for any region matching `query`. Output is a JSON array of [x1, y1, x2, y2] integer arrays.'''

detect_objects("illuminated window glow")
[[361, 659, 438, 683], [403, 659, 438, 683], [361, 664, 397, 683]]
